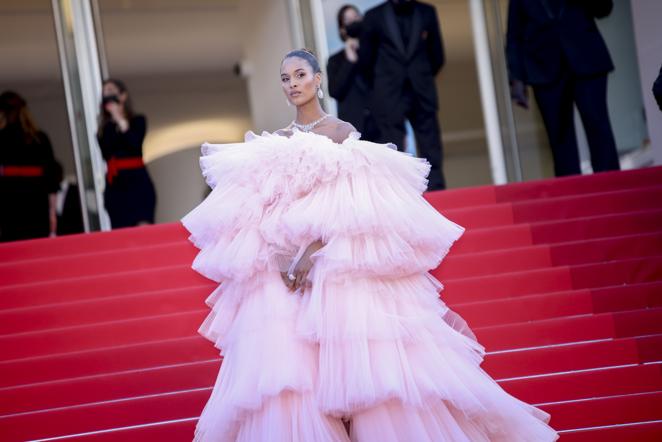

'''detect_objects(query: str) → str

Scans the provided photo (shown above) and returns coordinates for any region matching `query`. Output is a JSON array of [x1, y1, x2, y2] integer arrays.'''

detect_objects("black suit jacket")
[[359, 1, 445, 116], [506, 0, 614, 85]]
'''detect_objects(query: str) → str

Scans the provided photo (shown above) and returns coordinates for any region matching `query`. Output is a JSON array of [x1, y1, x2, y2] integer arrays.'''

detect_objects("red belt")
[[0, 165, 44, 177], [107, 157, 144, 184]]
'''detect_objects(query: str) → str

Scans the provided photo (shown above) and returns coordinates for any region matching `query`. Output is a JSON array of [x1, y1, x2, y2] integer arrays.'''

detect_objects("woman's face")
[[102, 82, 128, 106], [342, 7, 361, 28], [281, 57, 321, 107]]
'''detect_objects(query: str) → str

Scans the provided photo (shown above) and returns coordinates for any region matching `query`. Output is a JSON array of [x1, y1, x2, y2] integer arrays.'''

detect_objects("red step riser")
[[0, 287, 210, 334], [455, 283, 662, 327], [4, 281, 660, 337], [2, 388, 660, 441], [2, 255, 657, 312], [439, 256, 662, 303], [446, 232, 662, 279], [4, 334, 659, 391], [4, 227, 661, 288], [0, 243, 198, 286], [499, 364, 662, 405], [56, 419, 198, 442], [540, 391, 662, 430], [477, 309, 662, 351], [427, 166, 662, 210], [55, 419, 662, 442], [0, 388, 210, 441], [484, 334, 662, 379], [0, 360, 222, 415], [0, 337, 219, 389], [0, 223, 189, 262], [559, 420, 662, 442], [0, 268, 214, 310], [3, 361, 659, 417], [443, 186, 662, 229], [1, 308, 660, 362]]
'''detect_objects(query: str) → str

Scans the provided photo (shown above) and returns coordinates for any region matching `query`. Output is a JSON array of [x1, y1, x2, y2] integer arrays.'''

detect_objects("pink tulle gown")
[[181, 129, 559, 441]]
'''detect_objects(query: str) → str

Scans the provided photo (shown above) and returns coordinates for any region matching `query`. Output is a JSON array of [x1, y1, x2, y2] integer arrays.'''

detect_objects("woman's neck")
[[295, 100, 325, 124]]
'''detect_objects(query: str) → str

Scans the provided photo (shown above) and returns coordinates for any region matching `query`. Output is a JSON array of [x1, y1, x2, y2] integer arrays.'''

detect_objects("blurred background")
[[1, 0, 660, 234]]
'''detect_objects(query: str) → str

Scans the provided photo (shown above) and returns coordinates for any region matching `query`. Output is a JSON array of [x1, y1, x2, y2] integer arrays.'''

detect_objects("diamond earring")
[[317, 87, 324, 99], [286, 98, 291, 107]]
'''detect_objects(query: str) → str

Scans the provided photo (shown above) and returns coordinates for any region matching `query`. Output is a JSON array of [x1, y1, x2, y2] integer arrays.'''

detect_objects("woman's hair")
[[282, 49, 322, 74], [0, 90, 40, 144], [98, 78, 134, 137], [337, 4, 359, 41]]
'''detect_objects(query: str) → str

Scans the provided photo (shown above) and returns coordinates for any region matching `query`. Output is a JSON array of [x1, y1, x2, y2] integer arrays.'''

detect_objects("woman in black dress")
[[0, 91, 61, 242], [97, 79, 156, 228]]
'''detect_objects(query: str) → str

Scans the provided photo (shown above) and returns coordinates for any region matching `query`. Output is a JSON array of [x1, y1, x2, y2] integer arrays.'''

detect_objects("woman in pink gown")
[[182, 49, 559, 441]]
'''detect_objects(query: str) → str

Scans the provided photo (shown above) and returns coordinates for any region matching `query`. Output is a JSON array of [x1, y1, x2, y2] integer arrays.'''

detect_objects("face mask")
[[102, 95, 120, 105], [345, 21, 363, 38]]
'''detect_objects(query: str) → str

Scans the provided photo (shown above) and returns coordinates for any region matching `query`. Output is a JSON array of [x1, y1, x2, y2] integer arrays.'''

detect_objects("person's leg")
[[407, 101, 446, 191], [573, 73, 620, 172], [532, 71, 581, 176]]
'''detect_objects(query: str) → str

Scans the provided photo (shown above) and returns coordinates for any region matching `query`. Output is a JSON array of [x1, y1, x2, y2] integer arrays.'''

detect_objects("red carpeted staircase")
[[1, 166, 661, 441]]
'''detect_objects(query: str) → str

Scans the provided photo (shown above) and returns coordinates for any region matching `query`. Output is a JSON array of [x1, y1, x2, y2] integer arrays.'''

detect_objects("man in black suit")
[[359, 0, 446, 190], [506, 0, 620, 176], [327, 5, 379, 142]]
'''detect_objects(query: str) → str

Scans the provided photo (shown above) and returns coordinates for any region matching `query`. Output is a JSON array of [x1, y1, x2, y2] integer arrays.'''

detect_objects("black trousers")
[[533, 69, 620, 177], [373, 85, 446, 190]]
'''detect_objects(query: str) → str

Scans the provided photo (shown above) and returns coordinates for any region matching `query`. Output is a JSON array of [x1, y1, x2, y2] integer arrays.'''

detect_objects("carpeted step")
[[0, 223, 188, 262], [500, 363, 662, 404], [427, 166, 662, 210], [0, 267, 213, 310], [2, 279, 659, 337], [2, 357, 658, 418], [442, 185, 662, 229], [454, 281, 662, 327], [559, 420, 662, 442], [475, 308, 662, 351], [0, 336, 218, 389], [484, 334, 662, 379], [3, 227, 659, 287], [439, 256, 662, 303], [2, 306, 659, 361], [439, 231, 662, 279], [540, 391, 662, 431], [452, 209, 662, 254]]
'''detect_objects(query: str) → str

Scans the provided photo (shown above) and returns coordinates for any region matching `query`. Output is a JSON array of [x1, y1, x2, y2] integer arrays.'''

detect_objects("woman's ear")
[[315, 72, 322, 88]]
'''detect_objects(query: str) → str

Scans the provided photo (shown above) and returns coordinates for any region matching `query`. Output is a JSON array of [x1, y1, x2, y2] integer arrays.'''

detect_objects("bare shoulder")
[[318, 116, 357, 144]]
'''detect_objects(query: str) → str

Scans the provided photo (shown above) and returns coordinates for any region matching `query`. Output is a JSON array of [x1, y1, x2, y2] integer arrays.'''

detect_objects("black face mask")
[[102, 95, 120, 106], [344, 21, 363, 39]]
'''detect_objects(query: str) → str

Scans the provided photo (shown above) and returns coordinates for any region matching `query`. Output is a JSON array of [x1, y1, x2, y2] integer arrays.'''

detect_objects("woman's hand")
[[105, 102, 129, 132], [282, 240, 324, 294], [344, 38, 359, 63]]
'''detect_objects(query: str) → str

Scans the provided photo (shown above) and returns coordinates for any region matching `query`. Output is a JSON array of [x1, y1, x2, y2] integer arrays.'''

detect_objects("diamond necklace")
[[291, 114, 329, 132]]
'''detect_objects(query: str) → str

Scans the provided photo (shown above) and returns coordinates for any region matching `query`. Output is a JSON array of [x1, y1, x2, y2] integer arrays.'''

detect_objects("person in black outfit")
[[653, 64, 662, 112], [0, 91, 61, 242], [359, 0, 446, 190], [326, 4, 379, 142], [97, 79, 156, 228], [506, 0, 620, 176]]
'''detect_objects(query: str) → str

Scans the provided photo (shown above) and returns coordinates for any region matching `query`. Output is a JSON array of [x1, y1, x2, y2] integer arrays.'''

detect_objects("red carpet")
[[0, 166, 661, 441]]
